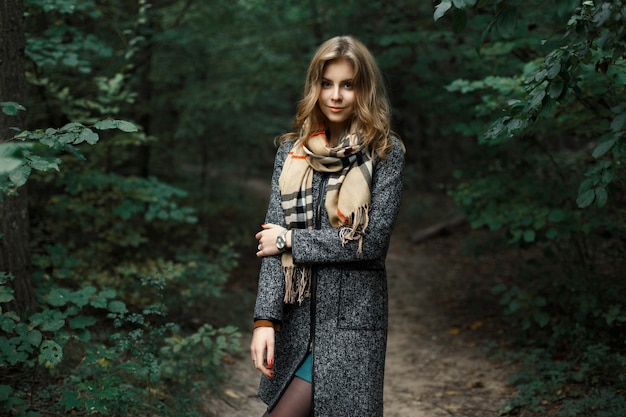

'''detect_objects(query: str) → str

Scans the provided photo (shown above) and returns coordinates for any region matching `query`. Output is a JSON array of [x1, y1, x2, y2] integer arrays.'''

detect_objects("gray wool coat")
[[254, 136, 405, 417]]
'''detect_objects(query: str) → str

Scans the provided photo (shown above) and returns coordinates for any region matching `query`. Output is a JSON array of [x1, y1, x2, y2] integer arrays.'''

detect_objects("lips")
[[328, 106, 344, 113]]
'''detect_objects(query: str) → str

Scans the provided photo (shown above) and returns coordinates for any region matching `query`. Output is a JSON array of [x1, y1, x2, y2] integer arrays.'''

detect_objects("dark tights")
[[263, 377, 312, 417]]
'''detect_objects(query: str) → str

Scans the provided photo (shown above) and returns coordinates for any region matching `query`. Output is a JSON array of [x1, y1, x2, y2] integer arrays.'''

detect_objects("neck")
[[327, 127, 346, 147]]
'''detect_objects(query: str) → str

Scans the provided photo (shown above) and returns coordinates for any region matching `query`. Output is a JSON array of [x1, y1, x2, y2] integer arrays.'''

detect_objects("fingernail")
[[268, 359, 274, 368]]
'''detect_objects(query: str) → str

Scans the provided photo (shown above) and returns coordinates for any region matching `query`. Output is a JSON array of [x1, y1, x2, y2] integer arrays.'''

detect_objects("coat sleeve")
[[291, 136, 405, 265], [253, 143, 292, 323]]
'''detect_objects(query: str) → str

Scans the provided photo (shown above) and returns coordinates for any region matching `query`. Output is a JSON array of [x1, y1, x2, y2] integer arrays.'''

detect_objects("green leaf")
[[93, 119, 138, 132], [0, 384, 12, 401], [509, 299, 522, 312], [496, 5, 517, 38], [491, 283, 507, 294], [0, 142, 35, 174], [69, 315, 97, 329], [548, 80, 564, 99], [547, 62, 561, 79], [538, 97, 556, 118], [578, 178, 594, 194], [116, 120, 138, 132], [0, 285, 15, 303], [534, 69, 547, 83], [77, 128, 99, 145], [27, 330, 43, 347], [0, 101, 26, 116], [533, 312, 550, 328], [27, 154, 61, 172], [0, 272, 12, 285], [47, 288, 72, 307], [434, 1, 453, 21], [476, 18, 496, 55], [8, 165, 32, 187], [90, 288, 116, 308], [1, 316, 17, 332], [595, 187, 608, 207], [60, 122, 84, 132], [523, 230, 535, 243], [30, 310, 66, 332], [75, 329, 91, 342], [71, 286, 97, 308], [527, 87, 546, 112], [548, 210, 564, 223], [577, 189, 596, 208], [93, 119, 117, 130], [592, 139, 616, 158], [107, 300, 127, 313], [610, 113, 626, 132], [546, 228, 558, 240], [59, 390, 81, 412], [39, 340, 63, 365], [601, 168, 613, 185]]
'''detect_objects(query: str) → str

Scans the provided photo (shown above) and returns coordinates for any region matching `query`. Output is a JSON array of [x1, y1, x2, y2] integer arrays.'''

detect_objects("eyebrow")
[[321, 77, 353, 83]]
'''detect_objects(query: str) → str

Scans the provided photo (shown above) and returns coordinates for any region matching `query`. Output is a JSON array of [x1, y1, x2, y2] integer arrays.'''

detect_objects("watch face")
[[276, 236, 286, 250]]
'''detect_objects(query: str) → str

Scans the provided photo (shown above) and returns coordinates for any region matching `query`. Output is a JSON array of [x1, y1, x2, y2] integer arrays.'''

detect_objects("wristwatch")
[[276, 229, 288, 251]]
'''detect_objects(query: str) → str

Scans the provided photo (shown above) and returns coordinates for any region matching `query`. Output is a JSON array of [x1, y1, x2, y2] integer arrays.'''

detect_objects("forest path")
[[204, 194, 515, 416]]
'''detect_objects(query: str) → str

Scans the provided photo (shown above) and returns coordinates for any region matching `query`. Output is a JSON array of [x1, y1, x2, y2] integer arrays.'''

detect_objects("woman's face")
[[318, 59, 356, 137]]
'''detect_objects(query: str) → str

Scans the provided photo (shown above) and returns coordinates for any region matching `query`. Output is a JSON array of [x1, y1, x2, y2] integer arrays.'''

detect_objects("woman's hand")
[[250, 326, 276, 378], [255, 223, 291, 257]]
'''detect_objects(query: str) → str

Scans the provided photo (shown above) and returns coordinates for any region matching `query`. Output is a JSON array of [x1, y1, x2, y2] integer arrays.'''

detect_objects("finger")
[[266, 337, 275, 369], [255, 230, 263, 257], [252, 343, 268, 371], [260, 365, 274, 378], [253, 350, 273, 378]]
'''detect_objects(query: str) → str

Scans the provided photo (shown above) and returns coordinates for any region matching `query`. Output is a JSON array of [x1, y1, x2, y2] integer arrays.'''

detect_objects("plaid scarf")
[[278, 131, 373, 304]]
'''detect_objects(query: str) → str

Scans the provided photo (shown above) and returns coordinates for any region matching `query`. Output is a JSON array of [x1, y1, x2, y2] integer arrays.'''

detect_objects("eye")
[[321, 80, 331, 88], [343, 81, 353, 89]]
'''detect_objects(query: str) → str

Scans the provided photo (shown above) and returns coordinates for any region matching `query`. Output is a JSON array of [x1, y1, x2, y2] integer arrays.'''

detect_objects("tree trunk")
[[0, 0, 36, 315]]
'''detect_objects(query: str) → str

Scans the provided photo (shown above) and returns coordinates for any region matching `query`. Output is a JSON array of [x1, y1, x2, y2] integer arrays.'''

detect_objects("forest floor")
[[204, 190, 520, 417]]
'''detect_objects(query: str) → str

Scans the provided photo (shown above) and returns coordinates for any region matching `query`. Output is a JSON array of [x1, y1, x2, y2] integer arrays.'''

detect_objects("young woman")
[[251, 35, 405, 417]]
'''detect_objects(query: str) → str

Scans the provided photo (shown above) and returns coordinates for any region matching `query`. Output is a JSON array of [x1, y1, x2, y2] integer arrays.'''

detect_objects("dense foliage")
[[436, 0, 626, 415], [0, 0, 624, 415]]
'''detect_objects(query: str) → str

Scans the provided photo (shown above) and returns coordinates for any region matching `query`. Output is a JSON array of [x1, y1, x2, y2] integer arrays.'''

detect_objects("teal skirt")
[[294, 353, 312, 383]]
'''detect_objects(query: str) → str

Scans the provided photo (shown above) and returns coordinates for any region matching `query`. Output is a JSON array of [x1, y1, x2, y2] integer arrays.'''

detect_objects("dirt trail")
[[205, 199, 514, 416], [382, 233, 513, 416]]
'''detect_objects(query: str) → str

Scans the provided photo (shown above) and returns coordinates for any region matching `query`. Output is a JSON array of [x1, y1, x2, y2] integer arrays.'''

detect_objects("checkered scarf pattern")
[[278, 131, 373, 303]]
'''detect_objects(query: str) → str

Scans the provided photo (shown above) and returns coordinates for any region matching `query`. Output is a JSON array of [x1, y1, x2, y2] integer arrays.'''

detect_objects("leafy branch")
[[0, 109, 138, 199], [434, 0, 626, 208]]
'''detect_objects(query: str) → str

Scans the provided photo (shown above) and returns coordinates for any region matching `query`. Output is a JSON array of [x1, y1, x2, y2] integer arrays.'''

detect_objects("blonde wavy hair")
[[279, 36, 400, 158]]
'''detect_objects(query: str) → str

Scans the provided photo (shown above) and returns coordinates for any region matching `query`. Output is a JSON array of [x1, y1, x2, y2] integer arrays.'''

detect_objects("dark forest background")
[[1, 0, 625, 416]]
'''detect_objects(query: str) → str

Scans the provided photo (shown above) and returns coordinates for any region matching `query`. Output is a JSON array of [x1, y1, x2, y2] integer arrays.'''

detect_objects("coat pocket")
[[337, 269, 387, 330]]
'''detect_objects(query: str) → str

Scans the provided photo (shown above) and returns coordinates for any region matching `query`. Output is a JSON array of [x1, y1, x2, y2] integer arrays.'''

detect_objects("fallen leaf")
[[470, 320, 483, 330], [467, 381, 485, 389], [224, 389, 240, 399], [444, 404, 462, 412]]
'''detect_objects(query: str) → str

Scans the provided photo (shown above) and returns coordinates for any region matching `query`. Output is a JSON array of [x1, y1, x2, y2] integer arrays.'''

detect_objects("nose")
[[331, 86, 342, 101]]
